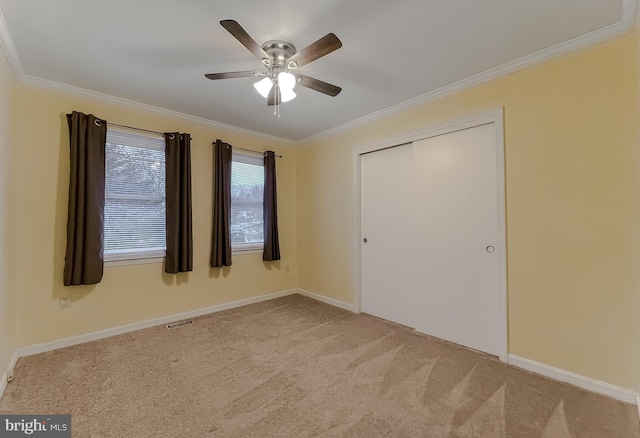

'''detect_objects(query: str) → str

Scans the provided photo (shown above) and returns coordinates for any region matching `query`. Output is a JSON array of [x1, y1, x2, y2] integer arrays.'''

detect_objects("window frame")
[[103, 128, 166, 266], [231, 151, 265, 254]]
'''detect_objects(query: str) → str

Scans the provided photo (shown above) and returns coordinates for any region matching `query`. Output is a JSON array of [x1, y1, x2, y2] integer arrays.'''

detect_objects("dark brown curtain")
[[210, 139, 232, 267], [63, 111, 106, 286], [164, 133, 193, 273], [263, 151, 281, 261]]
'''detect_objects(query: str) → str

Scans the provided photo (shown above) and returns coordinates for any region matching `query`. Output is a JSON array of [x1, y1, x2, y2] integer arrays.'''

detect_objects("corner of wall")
[[0, 29, 18, 398]]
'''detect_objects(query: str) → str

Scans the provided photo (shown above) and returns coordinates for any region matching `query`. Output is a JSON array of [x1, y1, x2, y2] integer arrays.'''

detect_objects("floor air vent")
[[166, 319, 194, 330]]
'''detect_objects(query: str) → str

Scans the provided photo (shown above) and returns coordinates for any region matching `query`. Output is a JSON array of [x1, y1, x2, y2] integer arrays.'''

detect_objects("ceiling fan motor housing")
[[262, 40, 297, 73]]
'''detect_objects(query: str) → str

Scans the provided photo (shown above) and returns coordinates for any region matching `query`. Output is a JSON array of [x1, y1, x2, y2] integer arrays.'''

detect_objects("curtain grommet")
[[94, 119, 102, 127]]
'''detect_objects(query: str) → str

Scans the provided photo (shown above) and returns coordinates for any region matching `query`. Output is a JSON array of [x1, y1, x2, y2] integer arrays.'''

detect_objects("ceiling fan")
[[205, 20, 343, 117]]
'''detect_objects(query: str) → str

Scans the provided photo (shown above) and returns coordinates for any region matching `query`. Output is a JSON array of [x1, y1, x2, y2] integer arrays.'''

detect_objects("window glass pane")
[[105, 130, 166, 260], [231, 154, 264, 247]]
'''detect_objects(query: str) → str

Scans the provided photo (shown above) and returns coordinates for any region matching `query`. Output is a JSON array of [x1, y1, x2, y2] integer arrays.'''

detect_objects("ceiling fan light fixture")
[[253, 77, 273, 98], [209, 20, 343, 115]]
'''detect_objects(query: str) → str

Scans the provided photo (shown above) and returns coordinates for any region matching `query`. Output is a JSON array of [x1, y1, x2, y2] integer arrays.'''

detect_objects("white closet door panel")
[[411, 124, 501, 356], [361, 144, 414, 324]]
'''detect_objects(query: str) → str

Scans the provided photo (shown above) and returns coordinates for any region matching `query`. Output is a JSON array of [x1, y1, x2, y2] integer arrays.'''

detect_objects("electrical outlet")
[[59, 296, 72, 309], [285, 265, 290, 273]]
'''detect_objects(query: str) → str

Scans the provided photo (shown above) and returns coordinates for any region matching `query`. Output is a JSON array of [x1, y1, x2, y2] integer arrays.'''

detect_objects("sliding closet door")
[[360, 143, 414, 324], [361, 122, 504, 357], [411, 123, 501, 356]]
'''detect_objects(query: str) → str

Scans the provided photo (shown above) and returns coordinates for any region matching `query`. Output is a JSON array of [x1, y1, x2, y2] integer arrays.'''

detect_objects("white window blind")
[[104, 130, 166, 261], [231, 152, 264, 251]]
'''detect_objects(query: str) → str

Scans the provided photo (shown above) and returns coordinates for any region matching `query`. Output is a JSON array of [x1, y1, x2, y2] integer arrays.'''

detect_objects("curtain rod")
[[107, 122, 166, 136], [213, 142, 283, 158], [108, 124, 280, 157], [106, 122, 191, 141]]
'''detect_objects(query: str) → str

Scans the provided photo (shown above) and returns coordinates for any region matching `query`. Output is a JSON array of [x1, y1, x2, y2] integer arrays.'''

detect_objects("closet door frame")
[[352, 108, 508, 362]]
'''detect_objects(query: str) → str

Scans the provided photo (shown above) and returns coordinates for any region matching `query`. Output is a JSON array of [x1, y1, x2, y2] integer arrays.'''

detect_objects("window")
[[104, 130, 166, 262], [231, 152, 264, 251]]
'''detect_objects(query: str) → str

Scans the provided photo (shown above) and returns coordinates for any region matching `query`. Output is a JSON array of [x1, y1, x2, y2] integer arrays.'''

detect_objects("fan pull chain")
[[274, 84, 281, 118]]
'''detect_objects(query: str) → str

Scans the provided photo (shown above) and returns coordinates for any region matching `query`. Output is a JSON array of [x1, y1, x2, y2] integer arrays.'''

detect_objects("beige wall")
[[0, 48, 17, 375], [297, 31, 640, 392], [13, 86, 297, 346]]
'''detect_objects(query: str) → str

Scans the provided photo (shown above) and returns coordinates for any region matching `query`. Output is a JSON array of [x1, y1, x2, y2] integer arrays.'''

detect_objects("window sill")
[[105, 257, 164, 268], [104, 248, 262, 266], [232, 247, 263, 256]]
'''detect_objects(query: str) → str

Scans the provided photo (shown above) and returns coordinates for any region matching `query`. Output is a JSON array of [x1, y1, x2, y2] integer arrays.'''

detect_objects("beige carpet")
[[1, 294, 638, 437]]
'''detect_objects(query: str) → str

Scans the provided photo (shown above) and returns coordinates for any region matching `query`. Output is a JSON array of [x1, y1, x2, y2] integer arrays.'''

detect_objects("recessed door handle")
[[486, 245, 495, 253], [363, 238, 368, 243]]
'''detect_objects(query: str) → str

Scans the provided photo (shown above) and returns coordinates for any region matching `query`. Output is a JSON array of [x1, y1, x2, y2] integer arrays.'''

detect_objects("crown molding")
[[0, 6, 22, 79], [0, 11, 294, 146], [298, 0, 638, 145], [622, 0, 639, 27], [18, 75, 296, 146]]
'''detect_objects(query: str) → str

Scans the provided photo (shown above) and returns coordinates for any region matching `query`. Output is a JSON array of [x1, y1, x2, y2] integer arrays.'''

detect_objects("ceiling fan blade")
[[220, 20, 270, 64], [295, 74, 342, 97], [267, 86, 280, 106], [205, 71, 262, 80], [287, 33, 342, 69]]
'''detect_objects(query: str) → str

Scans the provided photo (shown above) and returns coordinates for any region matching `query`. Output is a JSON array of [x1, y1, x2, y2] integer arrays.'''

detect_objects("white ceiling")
[[0, 0, 634, 142]]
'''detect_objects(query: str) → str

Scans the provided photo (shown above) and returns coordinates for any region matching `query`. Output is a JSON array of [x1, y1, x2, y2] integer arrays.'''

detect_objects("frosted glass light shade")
[[278, 72, 296, 102], [280, 88, 296, 103], [278, 72, 296, 91], [253, 77, 273, 98]]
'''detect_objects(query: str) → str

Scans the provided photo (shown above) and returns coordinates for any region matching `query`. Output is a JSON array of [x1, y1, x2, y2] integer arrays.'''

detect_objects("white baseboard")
[[17, 289, 298, 358], [14, 288, 354, 360], [0, 350, 19, 398], [296, 288, 356, 312], [508, 354, 638, 405]]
